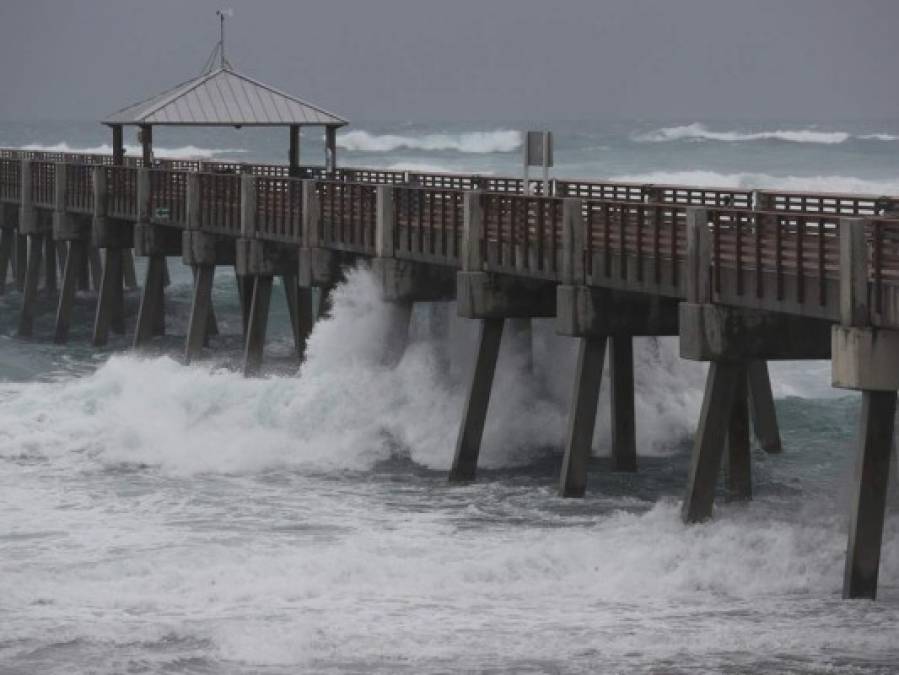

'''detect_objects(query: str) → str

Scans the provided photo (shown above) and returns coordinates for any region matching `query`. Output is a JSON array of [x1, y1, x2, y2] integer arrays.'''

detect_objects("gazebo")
[[102, 13, 348, 175]]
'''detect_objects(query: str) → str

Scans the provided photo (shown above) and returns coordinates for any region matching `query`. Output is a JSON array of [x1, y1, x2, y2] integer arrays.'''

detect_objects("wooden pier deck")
[[1, 147, 897, 600]]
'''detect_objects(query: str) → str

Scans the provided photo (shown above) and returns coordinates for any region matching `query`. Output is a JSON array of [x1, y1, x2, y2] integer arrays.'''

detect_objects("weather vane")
[[202, 9, 234, 73]]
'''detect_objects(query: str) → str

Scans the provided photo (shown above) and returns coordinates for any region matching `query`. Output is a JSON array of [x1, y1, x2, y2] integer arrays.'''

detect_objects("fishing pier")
[[1, 32, 897, 602]]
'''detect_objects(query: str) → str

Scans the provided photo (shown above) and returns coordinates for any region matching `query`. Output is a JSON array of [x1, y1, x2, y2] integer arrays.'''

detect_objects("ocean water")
[[1, 120, 898, 674]]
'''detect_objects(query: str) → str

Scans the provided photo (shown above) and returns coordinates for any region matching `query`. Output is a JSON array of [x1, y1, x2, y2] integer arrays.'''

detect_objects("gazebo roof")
[[103, 65, 348, 127]]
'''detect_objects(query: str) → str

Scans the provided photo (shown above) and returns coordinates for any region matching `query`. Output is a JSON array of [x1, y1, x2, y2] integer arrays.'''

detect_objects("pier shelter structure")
[[67, 46, 348, 354]]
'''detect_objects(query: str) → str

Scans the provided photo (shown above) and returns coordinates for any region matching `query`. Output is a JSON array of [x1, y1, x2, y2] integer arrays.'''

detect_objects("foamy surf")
[[0, 268, 704, 476], [337, 129, 522, 153], [609, 169, 899, 196], [631, 122, 883, 144], [17, 141, 248, 160]]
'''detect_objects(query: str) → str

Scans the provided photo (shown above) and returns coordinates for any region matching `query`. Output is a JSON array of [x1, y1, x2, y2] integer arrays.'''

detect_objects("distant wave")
[[17, 142, 247, 160], [386, 162, 491, 175], [857, 133, 899, 141], [337, 129, 522, 153], [609, 169, 899, 196], [629, 123, 890, 144]]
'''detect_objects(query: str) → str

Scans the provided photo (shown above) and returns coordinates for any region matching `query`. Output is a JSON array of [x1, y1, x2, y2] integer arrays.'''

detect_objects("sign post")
[[524, 130, 553, 195]]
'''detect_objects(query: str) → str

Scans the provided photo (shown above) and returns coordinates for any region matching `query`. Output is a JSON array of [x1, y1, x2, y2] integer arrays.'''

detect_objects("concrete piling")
[[725, 364, 752, 501], [843, 390, 896, 599], [681, 361, 742, 523], [0, 226, 13, 295], [747, 360, 782, 453], [449, 317, 504, 482], [559, 336, 607, 497], [17, 234, 43, 337], [243, 275, 273, 376], [185, 264, 215, 363], [133, 255, 166, 347], [609, 334, 637, 472], [54, 240, 85, 344]]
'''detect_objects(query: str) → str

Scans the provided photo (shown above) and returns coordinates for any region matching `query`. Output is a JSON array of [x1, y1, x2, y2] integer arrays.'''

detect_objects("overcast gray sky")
[[1, 0, 897, 123]]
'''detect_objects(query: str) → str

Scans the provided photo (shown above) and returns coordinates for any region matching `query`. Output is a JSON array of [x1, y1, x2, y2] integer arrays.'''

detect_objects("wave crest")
[[633, 123, 852, 144], [18, 141, 247, 160], [609, 169, 899, 196], [337, 129, 522, 153]]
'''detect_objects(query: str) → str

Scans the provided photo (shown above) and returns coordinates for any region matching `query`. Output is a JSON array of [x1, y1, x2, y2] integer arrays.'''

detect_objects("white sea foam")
[[609, 169, 899, 197], [337, 129, 522, 153], [0, 268, 703, 476], [17, 141, 247, 160], [633, 123, 853, 144], [859, 133, 899, 141]]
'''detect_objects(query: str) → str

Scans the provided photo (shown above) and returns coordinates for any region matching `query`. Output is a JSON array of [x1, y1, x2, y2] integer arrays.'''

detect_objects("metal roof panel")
[[103, 66, 347, 126]]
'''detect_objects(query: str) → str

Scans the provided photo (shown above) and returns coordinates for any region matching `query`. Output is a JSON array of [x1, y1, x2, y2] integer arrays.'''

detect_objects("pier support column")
[[559, 336, 607, 497], [0, 226, 13, 295], [43, 235, 57, 294], [133, 255, 165, 348], [184, 264, 215, 363], [122, 249, 138, 289], [17, 234, 43, 337], [17, 160, 44, 336], [843, 389, 896, 599], [832, 217, 899, 599], [609, 334, 637, 472], [681, 361, 743, 523], [449, 317, 504, 482], [237, 273, 253, 338], [15, 233, 27, 291], [243, 275, 273, 376], [725, 364, 752, 501], [94, 248, 125, 345], [54, 239, 85, 344], [748, 360, 782, 453]]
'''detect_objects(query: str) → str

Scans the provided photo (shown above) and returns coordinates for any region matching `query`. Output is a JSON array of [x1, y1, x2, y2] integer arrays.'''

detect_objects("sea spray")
[[0, 267, 705, 475]]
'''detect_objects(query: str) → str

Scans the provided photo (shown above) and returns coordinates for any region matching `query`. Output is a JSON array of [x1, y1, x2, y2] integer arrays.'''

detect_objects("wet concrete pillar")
[[449, 317, 504, 482], [609, 334, 637, 472], [559, 336, 607, 497]]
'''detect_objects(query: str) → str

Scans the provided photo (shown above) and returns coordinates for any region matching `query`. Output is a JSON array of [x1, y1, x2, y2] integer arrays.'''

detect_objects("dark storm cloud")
[[0, 0, 897, 122]]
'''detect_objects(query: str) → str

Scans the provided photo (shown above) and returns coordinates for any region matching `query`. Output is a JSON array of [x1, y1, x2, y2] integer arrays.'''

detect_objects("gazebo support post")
[[289, 125, 300, 178], [325, 126, 337, 173], [140, 124, 153, 167], [112, 125, 124, 166]]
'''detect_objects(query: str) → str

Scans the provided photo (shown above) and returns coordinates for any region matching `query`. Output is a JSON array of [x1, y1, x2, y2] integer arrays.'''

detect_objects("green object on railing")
[[154, 206, 170, 220]]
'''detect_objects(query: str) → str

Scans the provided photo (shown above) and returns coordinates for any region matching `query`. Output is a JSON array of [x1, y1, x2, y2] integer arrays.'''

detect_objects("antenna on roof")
[[201, 9, 234, 74]]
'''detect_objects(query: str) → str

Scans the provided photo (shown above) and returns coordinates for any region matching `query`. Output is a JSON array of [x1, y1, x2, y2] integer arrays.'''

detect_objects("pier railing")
[[64, 163, 94, 213], [584, 201, 687, 295], [318, 180, 378, 254], [106, 166, 139, 220], [148, 169, 188, 226], [197, 172, 241, 236], [254, 176, 304, 244], [0, 158, 21, 202], [6, 149, 899, 328], [394, 186, 464, 266]]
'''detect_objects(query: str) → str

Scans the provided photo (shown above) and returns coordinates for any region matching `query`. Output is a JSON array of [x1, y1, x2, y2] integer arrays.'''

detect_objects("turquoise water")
[[0, 120, 897, 674]]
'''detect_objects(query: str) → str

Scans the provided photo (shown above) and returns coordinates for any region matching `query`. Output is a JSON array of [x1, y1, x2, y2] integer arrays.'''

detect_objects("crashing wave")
[[337, 129, 522, 153], [17, 141, 247, 160], [632, 123, 851, 144]]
